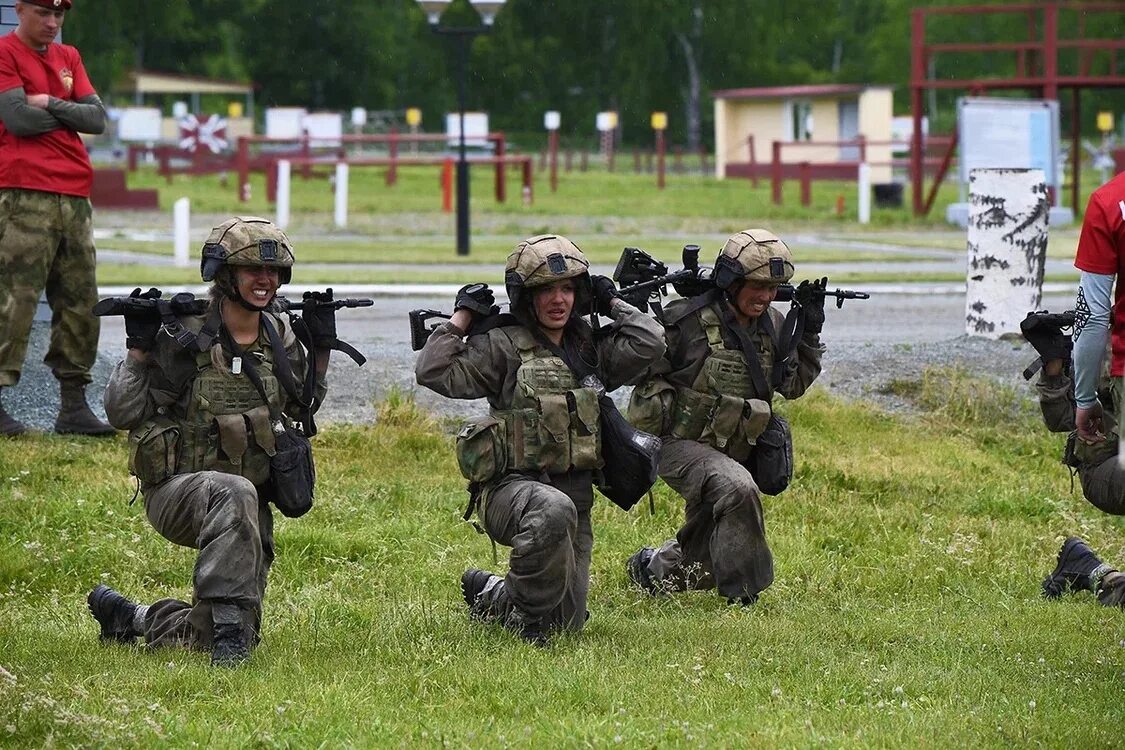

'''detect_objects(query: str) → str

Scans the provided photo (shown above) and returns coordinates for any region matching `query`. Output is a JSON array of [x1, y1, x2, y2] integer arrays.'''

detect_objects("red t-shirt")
[[0, 32, 95, 198], [1074, 170, 1125, 374]]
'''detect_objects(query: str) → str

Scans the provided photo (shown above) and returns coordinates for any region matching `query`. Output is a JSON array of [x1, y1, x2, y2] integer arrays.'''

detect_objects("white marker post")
[[276, 159, 291, 229], [173, 197, 190, 268], [964, 168, 1049, 338], [334, 162, 349, 228], [857, 162, 871, 225]]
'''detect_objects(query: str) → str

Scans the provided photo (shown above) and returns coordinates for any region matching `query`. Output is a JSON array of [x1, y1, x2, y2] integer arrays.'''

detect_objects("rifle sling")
[[715, 300, 773, 400]]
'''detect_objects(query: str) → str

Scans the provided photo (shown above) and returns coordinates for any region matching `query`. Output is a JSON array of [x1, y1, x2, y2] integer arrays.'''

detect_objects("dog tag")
[[232, 356, 242, 375]]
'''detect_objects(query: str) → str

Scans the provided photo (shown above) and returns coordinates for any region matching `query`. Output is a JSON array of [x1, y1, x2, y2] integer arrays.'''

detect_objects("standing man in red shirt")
[[1043, 169, 1125, 609], [0, 0, 112, 436]]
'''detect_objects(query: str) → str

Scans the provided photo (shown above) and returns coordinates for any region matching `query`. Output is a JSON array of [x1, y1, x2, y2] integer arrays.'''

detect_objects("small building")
[[118, 70, 256, 141], [713, 83, 894, 183]]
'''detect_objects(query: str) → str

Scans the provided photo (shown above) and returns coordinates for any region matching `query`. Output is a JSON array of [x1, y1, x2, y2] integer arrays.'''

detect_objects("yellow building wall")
[[715, 99, 788, 177], [858, 88, 893, 182]]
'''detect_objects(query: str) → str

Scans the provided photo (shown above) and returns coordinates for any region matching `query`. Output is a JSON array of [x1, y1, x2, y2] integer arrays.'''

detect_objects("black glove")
[[302, 288, 338, 349], [794, 277, 827, 335], [124, 287, 161, 351], [454, 283, 497, 317], [1020, 312, 1072, 365], [591, 275, 619, 316]]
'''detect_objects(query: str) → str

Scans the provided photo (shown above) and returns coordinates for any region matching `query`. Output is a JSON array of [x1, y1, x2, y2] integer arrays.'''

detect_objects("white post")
[[334, 162, 349, 228], [173, 197, 190, 268], [964, 168, 1049, 338], [857, 163, 871, 225], [275, 159, 291, 230]]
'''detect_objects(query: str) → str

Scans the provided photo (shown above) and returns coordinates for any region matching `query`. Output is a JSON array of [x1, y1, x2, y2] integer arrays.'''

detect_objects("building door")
[[838, 100, 860, 160]]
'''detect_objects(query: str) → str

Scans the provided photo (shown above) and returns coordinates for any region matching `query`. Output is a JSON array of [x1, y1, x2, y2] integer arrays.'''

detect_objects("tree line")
[[65, 0, 1123, 147]]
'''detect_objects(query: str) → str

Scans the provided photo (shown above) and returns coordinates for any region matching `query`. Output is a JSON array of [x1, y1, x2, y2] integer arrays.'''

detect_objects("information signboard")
[[957, 97, 1060, 199]]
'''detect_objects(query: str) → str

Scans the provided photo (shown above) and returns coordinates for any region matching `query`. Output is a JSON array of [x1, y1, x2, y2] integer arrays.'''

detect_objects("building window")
[[788, 99, 813, 142]]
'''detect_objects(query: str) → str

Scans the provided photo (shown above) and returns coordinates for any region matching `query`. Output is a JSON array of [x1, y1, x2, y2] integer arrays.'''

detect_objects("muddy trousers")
[[0, 189, 99, 387], [1098, 571, 1125, 608], [1078, 458, 1125, 516], [646, 438, 773, 599], [481, 473, 594, 631], [140, 471, 275, 650]]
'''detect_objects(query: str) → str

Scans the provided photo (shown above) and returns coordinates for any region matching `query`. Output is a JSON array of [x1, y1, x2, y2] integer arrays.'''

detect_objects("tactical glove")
[[591, 275, 620, 316], [454, 283, 498, 317], [124, 287, 162, 351], [302, 288, 338, 349], [1020, 313, 1072, 364], [794, 277, 828, 334]]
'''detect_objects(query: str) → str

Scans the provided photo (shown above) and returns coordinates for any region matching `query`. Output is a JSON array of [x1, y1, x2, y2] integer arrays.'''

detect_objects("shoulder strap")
[[261, 314, 317, 436]]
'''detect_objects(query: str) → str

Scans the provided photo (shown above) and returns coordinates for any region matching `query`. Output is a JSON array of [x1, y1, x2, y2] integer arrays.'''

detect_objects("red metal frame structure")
[[911, 2, 1125, 217]]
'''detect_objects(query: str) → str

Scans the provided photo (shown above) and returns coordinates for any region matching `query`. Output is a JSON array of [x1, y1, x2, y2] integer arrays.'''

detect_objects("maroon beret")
[[20, 0, 73, 9]]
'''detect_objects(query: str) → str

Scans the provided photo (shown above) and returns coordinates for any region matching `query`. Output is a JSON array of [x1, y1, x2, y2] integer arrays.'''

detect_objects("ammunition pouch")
[[1065, 430, 1118, 470], [268, 423, 315, 518], [497, 387, 602, 475], [456, 416, 507, 483], [671, 386, 771, 462], [627, 378, 676, 436], [128, 415, 180, 487]]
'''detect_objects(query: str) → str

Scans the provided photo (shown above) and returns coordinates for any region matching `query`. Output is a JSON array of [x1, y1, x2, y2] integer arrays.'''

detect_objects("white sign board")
[[445, 112, 490, 149], [303, 112, 344, 147], [116, 107, 163, 142], [544, 111, 561, 131], [890, 115, 926, 155], [958, 97, 1060, 199], [265, 107, 308, 139]]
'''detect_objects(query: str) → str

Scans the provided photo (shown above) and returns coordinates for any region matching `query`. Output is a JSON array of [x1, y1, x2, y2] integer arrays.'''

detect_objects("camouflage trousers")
[[1078, 457, 1125, 516], [479, 471, 595, 631], [1098, 571, 1125, 608], [645, 437, 773, 599], [0, 189, 100, 387], [139, 471, 275, 651]]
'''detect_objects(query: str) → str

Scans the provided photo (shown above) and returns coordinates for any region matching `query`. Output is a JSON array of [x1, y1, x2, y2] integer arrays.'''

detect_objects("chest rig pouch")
[[457, 328, 602, 483], [670, 305, 772, 462]]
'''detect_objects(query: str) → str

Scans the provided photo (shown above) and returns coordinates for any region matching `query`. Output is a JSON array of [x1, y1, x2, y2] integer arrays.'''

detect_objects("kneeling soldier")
[[87, 217, 335, 666], [416, 235, 664, 645]]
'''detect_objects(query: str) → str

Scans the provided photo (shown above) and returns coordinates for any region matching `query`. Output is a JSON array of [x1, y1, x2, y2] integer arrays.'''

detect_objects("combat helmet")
[[200, 217, 294, 308], [712, 228, 794, 291], [504, 234, 592, 319]]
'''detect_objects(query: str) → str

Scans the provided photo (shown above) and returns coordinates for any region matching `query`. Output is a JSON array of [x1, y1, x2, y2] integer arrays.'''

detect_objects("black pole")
[[455, 33, 470, 256]]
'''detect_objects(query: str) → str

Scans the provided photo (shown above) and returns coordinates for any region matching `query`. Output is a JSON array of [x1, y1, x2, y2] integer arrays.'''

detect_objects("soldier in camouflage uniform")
[[1022, 314, 1124, 608], [86, 217, 336, 666], [415, 235, 664, 646], [0, 0, 112, 435], [625, 229, 825, 605]]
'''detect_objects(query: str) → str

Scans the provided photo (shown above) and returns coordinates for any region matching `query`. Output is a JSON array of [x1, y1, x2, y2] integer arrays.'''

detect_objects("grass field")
[[1, 375, 1122, 747], [95, 166, 1088, 289]]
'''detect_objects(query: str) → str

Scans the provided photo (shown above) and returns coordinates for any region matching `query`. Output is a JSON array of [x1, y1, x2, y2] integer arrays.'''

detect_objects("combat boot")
[[461, 568, 504, 622], [626, 547, 658, 595], [211, 624, 250, 667], [54, 380, 115, 436], [87, 584, 141, 643], [0, 387, 27, 436], [1042, 537, 1114, 598]]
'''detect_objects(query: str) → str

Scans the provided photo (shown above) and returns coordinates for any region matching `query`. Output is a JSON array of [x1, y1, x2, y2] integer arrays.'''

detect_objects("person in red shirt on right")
[[0, 0, 112, 436], [1043, 170, 1125, 610]]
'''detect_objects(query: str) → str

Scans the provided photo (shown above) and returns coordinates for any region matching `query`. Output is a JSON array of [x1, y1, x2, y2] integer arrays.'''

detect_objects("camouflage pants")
[[139, 471, 275, 650], [479, 471, 594, 631], [0, 189, 100, 386], [1078, 457, 1125, 516], [1098, 571, 1125, 608], [646, 437, 773, 599]]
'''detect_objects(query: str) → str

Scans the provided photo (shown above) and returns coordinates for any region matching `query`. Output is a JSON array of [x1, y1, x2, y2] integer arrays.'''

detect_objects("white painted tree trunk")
[[965, 168, 1050, 338]]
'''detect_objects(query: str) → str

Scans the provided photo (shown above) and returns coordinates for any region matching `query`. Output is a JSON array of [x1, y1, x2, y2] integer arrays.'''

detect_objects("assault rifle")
[[613, 245, 871, 317], [1020, 309, 1075, 380], [409, 306, 520, 351], [94, 289, 374, 318]]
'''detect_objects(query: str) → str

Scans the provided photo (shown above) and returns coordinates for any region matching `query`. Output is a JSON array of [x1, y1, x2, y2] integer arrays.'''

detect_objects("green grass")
[[1, 381, 1122, 747]]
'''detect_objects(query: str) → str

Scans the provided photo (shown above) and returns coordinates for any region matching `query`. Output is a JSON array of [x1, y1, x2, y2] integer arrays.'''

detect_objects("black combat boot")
[[626, 547, 658, 595], [0, 387, 27, 436], [1042, 537, 1114, 598], [87, 584, 141, 643], [54, 380, 115, 436], [461, 568, 503, 622], [211, 624, 251, 667]]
